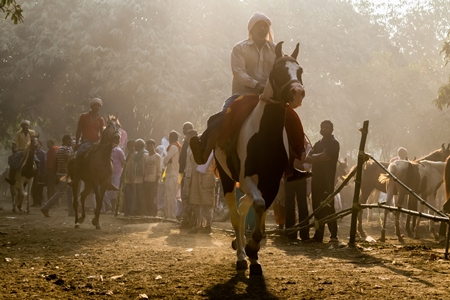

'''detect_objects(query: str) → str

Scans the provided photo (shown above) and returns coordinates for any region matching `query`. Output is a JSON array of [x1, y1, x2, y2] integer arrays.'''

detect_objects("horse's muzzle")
[[290, 84, 305, 108]]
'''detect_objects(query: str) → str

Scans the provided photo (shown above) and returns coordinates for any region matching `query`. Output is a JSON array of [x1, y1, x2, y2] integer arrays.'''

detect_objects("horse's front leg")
[[92, 184, 106, 229], [78, 184, 91, 225], [241, 176, 265, 276], [26, 180, 32, 214], [224, 191, 247, 270], [73, 181, 80, 228]]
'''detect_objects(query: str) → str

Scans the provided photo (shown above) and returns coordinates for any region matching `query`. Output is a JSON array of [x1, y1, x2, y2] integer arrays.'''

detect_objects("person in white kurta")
[[164, 131, 181, 219], [187, 151, 216, 234]]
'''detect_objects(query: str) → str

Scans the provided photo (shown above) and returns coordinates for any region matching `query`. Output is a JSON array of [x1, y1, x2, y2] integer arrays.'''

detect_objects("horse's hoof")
[[96, 224, 102, 230], [249, 263, 263, 276], [236, 260, 248, 271], [75, 224, 80, 229], [231, 239, 237, 251]]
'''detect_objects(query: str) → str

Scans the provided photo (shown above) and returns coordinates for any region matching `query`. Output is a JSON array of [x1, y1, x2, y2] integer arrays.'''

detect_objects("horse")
[[379, 160, 446, 242], [334, 158, 349, 212], [10, 136, 38, 214], [214, 42, 305, 276], [67, 115, 121, 229], [444, 156, 450, 213], [343, 143, 450, 238]]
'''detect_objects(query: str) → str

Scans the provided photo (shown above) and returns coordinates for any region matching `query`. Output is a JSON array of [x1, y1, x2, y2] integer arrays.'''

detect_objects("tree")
[[434, 29, 450, 110], [0, 0, 23, 24]]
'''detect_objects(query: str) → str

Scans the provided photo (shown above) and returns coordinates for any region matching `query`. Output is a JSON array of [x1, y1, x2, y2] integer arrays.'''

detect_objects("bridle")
[[269, 56, 304, 103]]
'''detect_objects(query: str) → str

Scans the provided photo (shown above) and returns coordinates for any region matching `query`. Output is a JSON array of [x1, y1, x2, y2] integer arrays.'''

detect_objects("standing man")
[[5, 120, 36, 186], [285, 137, 313, 241], [305, 120, 340, 243], [179, 122, 195, 228], [390, 147, 408, 163], [75, 98, 105, 155], [144, 139, 162, 216], [41, 135, 74, 217], [31, 139, 46, 207], [164, 131, 181, 219], [132, 139, 148, 215], [45, 139, 59, 204]]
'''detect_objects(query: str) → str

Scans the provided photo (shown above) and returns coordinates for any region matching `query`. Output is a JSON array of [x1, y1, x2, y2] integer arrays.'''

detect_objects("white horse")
[[379, 160, 445, 241]]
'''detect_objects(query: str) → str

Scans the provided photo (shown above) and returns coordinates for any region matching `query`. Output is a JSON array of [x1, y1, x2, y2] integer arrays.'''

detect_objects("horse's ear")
[[275, 41, 284, 59], [442, 143, 446, 151], [291, 43, 299, 60], [344, 157, 347, 163], [447, 143, 450, 150]]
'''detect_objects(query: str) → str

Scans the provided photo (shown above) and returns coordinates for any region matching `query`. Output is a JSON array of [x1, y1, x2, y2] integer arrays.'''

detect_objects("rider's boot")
[[5, 168, 16, 186]]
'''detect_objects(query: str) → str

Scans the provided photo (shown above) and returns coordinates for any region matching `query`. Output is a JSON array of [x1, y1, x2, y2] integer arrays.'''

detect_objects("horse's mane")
[[108, 114, 121, 127]]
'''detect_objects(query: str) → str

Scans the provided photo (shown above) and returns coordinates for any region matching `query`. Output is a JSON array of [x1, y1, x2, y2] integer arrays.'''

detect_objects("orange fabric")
[[78, 113, 105, 142]]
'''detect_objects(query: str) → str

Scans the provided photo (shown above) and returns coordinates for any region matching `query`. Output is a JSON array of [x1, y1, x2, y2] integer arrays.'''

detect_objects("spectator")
[[305, 120, 340, 243]]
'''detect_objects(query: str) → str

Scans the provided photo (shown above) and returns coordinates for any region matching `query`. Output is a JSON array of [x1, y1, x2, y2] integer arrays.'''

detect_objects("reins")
[[269, 56, 303, 103]]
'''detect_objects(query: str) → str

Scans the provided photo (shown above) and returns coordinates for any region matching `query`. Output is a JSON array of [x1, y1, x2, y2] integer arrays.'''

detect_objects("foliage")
[[0, 0, 23, 24], [0, 0, 449, 161], [434, 29, 450, 110]]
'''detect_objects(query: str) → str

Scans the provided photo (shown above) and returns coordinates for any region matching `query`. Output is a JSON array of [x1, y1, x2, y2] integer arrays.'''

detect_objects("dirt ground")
[[1, 196, 450, 300]]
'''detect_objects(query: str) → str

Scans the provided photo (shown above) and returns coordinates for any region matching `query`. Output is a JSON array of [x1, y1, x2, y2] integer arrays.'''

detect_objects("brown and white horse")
[[214, 42, 305, 275], [10, 136, 38, 214]]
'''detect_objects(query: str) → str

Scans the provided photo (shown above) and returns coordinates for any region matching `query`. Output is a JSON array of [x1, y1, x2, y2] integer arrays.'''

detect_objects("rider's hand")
[[255, 82, 265, 94]]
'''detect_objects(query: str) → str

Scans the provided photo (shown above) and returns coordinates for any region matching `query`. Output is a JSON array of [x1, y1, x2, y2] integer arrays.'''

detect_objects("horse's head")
[[264, 42, 305, 108], [103, 115, 122, 145]]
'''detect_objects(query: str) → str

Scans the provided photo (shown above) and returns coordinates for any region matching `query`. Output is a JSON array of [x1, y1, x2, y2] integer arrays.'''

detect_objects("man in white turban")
[[75, 98, 105, 155], [5, 120, 36, 185], [190, 12, 276, 165]]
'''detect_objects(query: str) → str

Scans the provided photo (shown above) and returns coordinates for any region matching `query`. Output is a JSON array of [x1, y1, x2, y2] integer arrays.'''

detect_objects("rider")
[[190, 12, 310, 181], [75, 98, 105, 156], [5, 120, 36, 186]]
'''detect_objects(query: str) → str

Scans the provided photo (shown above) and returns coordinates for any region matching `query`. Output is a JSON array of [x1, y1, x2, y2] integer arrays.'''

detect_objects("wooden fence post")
[[349, 120, 369, 246]]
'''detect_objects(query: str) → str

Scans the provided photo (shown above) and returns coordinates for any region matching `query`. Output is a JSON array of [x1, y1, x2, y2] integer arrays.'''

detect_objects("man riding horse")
[[5, 120, 36, 186], [190, 11, 311, 182], [75, 98, 105, 156]]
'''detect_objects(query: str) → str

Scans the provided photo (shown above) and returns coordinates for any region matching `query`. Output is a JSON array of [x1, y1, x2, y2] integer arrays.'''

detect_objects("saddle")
[[217, 95, 260, 177]]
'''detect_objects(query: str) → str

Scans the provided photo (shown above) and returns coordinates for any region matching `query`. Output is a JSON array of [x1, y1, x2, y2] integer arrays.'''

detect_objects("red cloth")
[[285, 106, 305, 159]]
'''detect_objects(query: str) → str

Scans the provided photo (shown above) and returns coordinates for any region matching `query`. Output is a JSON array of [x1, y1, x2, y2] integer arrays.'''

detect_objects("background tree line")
[[1, 0, 449, 164]]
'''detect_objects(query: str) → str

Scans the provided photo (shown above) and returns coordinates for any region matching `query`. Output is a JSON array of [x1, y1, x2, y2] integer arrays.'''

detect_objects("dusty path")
[[1, 198, 450, 299]]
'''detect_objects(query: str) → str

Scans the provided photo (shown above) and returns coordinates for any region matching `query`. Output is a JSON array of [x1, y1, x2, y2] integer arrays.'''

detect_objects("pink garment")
[[111, 146, 126, 177], [119, 128, 128, 151]]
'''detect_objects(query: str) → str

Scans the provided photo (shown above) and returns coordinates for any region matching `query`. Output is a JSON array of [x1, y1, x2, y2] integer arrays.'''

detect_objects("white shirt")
[[164, 144, 180, 178], [231, 39, 276, 95]]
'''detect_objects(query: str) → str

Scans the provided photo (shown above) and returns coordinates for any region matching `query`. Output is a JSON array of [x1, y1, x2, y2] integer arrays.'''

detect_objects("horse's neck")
[[418, 150, 442, 162]]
